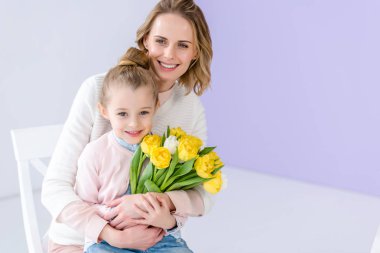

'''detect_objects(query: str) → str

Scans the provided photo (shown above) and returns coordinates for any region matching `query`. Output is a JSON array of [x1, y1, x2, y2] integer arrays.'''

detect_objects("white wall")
[[1, 0, 158, 198]]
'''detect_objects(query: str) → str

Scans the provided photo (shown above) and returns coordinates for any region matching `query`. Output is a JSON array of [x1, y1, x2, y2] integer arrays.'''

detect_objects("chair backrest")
[[371, 225, 380, 253], [10, 124, 63, 253]]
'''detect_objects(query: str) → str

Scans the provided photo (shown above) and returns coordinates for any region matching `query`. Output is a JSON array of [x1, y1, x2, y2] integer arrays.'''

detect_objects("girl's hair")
[[100, 47, 158, 107], [136, 0, 212, 96]]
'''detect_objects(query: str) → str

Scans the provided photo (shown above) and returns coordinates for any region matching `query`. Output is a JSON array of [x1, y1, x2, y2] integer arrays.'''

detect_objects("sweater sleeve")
[[165, 95, 214, 216], [191, 95, 208, 145], [190, 95, 215, 215], [41, 76, 107, 241], [57, 201, 107, 243]]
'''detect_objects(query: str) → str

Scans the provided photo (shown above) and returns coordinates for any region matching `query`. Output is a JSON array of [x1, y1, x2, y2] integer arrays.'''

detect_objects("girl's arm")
[[69, 143, 110, 242]]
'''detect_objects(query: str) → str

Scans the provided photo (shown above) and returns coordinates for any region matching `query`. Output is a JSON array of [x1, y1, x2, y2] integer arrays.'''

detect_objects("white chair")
[[371, 225, 380, 253], [10, 124, 63, 253]]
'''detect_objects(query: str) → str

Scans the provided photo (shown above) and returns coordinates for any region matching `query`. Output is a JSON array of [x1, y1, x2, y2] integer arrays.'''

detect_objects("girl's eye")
[[140, 111, 150, 116], [178, 43, 189, 49], [118, 112, 127, 117]]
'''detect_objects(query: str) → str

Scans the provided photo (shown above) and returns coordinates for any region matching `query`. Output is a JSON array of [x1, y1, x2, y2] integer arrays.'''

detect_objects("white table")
[[182, 166, 380, 253]]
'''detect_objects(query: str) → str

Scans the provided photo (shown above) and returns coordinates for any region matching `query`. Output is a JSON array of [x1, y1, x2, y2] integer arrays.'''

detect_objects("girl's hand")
[[148, 192, 176, 212], [103, 194, 147, 229], [132, 193, 176, 229], [102, 192, 176, 230]]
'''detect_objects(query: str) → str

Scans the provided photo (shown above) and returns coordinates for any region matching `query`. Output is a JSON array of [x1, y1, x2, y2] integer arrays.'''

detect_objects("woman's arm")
[[41, 76, 98, 220], [41, 76, 112, 243], [172, 95, 213, 216], [99, 224, 164, 250]]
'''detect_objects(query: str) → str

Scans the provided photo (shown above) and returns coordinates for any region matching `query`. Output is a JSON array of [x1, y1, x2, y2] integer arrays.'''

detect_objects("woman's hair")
[[136, 0, 212, 96], [100, 47, 158, 107]]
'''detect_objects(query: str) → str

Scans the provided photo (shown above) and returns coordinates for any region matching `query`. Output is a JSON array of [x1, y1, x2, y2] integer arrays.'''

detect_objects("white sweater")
[[41, 73, 213, 245]]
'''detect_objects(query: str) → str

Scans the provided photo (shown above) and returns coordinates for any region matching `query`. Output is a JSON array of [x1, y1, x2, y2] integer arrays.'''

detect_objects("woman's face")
[[144, 13, 197, 91]]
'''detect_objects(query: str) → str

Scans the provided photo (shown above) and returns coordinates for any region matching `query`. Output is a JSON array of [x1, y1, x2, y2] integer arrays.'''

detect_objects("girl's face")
[[144, 13, 197, 91], [99, 85, 156, 144]]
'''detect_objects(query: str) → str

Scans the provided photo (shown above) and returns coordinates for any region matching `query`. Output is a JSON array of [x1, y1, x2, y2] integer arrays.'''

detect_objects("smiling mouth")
[[125, 130, 143, 137], [158, 61, 179, 70]]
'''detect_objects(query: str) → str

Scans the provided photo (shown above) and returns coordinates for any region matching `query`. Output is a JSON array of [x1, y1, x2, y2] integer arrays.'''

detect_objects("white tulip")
[[164, 135, 179, 154]]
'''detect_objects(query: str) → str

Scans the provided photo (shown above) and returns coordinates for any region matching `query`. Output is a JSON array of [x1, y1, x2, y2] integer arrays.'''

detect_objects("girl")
[[42, 0, 213, 252], [76, 47, 192, 253]]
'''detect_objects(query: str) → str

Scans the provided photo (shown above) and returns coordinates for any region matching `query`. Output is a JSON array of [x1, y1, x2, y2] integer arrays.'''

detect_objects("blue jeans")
[[86, 235, 193, 253]]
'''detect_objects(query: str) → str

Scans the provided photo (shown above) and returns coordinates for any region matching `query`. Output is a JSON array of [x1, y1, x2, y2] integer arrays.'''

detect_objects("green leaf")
[[154, 168, 168, 187], [166, 125, 170, 138], [198, 146, 216, 156], [153, 167, 165, 182], [129, 146, 142, 194], [172, 158, 195, 177], [161, 149, 179, 188], [136, 162, 154, 194], [144, 180, 162, 193], [161, 132, 166, 146], [181, 180, 210, 190], [161, 158, 195, 191], [212, 165, 224, 175], [131, 145, 142, 169], [152, 167, 156, 182], [175, 171, 198, 182], [166, 176, 209, 191], [129, 169, 136, 194], [136, 154, 147, 186]]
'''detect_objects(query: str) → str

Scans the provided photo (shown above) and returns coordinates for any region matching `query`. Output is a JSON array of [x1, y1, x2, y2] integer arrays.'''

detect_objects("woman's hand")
[[132, 193, 176, 229], [100, 224, 164, 250]]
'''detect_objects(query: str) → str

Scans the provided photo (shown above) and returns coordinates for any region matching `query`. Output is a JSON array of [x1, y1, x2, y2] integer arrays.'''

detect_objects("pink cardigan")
[[60, 131, 204, 243]]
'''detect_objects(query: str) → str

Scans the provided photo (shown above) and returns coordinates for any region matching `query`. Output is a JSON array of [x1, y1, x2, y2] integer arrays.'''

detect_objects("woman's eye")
[[117, 112, 127, 117], [155, 38, 166, 45], [140, 111, 150, 116], [178, 43, 189, 49]]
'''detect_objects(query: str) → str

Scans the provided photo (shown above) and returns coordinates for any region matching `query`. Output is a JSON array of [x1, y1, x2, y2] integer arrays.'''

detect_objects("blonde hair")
[[136, 0, 212, 96], [100, 47, 158, 107]]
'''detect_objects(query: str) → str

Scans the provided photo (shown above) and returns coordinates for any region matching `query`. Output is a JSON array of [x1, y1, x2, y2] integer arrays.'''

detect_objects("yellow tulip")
[[178, 135, 203, 161], [203, 171, 223, 194], [194, 151, 223, 178], [150, 147, 171, 169], [170, 127, 187, 139], [141, 135, 161, 156], [194, 155, 214, 178], [208, 151, 224, 169]]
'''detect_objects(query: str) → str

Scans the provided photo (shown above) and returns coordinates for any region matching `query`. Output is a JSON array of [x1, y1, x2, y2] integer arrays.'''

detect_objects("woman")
[[41, 0, 213, 252]]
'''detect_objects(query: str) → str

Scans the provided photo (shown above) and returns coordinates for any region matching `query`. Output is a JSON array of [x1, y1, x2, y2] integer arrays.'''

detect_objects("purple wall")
[[198, 0, 380, 196]]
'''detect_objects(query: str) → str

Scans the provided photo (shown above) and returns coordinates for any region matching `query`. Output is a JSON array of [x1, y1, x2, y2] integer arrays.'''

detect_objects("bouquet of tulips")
[[129, 127, 224, 195]]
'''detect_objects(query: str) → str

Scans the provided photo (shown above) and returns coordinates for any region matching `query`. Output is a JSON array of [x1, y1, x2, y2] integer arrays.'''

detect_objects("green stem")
[[136, 153, 146, 181], [152, 167, 157, 182]]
